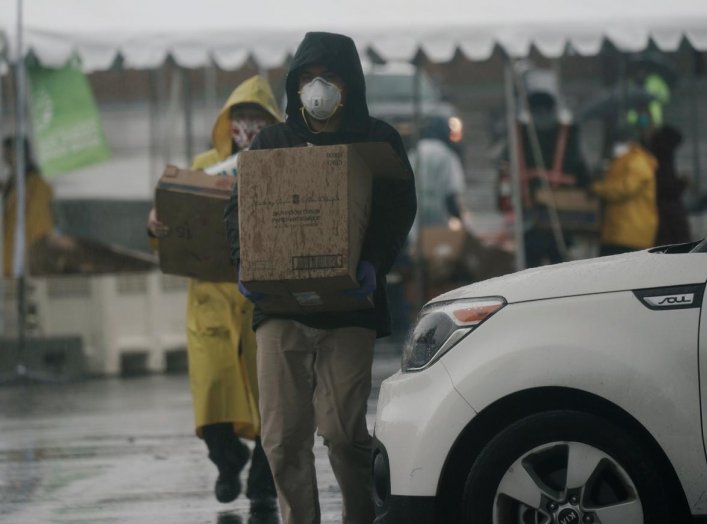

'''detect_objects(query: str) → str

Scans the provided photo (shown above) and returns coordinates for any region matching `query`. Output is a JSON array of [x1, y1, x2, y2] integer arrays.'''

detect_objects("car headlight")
[[402, 297, 506, 372]]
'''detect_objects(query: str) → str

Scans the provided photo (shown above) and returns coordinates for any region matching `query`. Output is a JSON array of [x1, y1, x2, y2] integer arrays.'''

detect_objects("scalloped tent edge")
[[1, 1, 707, 71]]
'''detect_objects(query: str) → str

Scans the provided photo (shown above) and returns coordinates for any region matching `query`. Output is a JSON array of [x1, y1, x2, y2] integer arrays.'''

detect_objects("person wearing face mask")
[[591, 125, 658, 256], [147, 75, 281, 513], [511, 71, 590, 268], [649, 125, 692, 246], [225, 32, 416, 524]]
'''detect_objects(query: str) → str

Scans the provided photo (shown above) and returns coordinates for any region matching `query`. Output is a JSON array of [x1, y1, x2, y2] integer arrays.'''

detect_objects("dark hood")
[[421, 118, 450, 141], [285, 32, 370, 143], [649, 124, 683, 163]]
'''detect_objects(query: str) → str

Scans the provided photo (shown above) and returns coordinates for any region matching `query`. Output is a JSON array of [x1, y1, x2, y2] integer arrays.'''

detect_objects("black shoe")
[[217, 511, 245, 524], [214, 472, 242, 504], [245, 438, 277, 504], [214, 442, 251, 503], [204, 423, 252, 503]]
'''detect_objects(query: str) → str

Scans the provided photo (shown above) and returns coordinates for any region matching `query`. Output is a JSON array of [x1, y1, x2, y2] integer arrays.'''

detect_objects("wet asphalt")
[[0, 346, 403, 524]]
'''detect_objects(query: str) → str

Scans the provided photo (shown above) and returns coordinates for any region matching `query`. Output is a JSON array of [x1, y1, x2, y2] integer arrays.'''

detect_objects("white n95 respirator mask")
[[299, 77, 342, 120]]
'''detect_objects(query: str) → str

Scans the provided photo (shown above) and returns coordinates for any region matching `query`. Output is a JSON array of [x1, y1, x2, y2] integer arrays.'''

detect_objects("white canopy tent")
[[1, 0, 707, 71]]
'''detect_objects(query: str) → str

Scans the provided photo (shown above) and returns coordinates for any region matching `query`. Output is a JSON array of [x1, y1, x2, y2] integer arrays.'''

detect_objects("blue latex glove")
[[341, 261, 377, 298], [238, 267, 267, 302]]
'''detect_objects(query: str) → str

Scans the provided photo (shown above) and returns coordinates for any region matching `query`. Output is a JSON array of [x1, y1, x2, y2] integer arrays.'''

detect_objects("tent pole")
[[0, 31, 5, 138], [13, 0, 28, 374], [0, 31, 6, 337], [164, 63, 181, 165], [148, 69, 159, 189], [691, 48, 703, 195], [412, 60, 425, 309], [2, 11, 62, 384], [0, 0, 56, 385], [504, 56, 526, 271], [182, 66, 194, 166], [205, 59, 217, 134]]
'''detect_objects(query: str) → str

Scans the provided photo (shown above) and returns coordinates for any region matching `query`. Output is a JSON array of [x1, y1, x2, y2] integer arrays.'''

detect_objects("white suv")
[[373, 238, 707, 524]]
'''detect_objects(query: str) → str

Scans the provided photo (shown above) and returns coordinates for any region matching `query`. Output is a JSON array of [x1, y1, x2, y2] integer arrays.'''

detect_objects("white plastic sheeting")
[[1, 0, 707, 71]]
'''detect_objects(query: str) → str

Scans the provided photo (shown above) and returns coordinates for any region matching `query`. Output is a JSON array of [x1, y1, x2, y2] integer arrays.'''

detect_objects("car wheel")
[[462, 410, 675, 524]]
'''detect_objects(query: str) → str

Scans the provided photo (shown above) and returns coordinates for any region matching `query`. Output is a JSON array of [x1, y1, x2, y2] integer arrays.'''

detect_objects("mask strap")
[[299, 105, 344, 134]]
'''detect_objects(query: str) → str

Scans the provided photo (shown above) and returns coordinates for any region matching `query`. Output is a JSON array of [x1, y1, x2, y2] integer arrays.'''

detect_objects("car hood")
[[433, 249, 707, 305]]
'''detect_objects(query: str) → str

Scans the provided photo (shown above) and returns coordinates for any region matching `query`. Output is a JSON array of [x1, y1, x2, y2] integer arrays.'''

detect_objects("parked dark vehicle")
[[364, 61, 465, 163]]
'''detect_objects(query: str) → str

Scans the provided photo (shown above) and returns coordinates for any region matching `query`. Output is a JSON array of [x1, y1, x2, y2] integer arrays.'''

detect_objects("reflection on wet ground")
[[216, 509, 280, 524], [0, 351, 401, 524]]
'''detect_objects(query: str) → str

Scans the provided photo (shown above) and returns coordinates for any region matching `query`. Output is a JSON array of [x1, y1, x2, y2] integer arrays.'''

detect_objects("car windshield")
[[691, 238, 707, 253], [366, 72, 440, 104], [649, 239, 707, 254]]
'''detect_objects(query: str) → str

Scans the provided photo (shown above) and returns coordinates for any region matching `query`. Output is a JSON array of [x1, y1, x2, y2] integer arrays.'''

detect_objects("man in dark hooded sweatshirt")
[[224, 32, 417, 524], [649, 125, 692, 245]]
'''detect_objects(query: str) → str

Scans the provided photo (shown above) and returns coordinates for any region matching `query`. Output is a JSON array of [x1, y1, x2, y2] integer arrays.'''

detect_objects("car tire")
[[462, 410, 676, 524]]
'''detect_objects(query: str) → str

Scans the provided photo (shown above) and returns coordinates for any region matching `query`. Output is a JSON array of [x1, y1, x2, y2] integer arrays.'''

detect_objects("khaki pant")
[[256, 319, 376, 524]]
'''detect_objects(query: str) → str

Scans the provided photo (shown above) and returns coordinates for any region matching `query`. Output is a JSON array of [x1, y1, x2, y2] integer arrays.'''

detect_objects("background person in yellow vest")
[[147, 76, 281, 513], [626, 51, 674, 129], [591, 126, 658, 256], [2, 136, 54, 277]]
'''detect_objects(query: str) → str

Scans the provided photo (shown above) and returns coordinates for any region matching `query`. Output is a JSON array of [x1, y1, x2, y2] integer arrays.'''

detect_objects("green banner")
[[27, 58, 110, 176]]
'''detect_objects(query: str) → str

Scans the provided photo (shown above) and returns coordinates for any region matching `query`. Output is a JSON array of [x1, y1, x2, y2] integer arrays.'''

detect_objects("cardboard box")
[[419, 226, 466, 286], [420, 226, 466, 263], [237, 143, 406, 314], [534, 187, 601, 233], [155, 165, 236, 282]]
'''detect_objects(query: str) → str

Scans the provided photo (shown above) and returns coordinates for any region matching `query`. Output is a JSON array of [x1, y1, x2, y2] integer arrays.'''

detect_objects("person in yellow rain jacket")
[[591, 138, 658, 256], [147, 76, 281, 512], [2, 136, 54, 277]]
